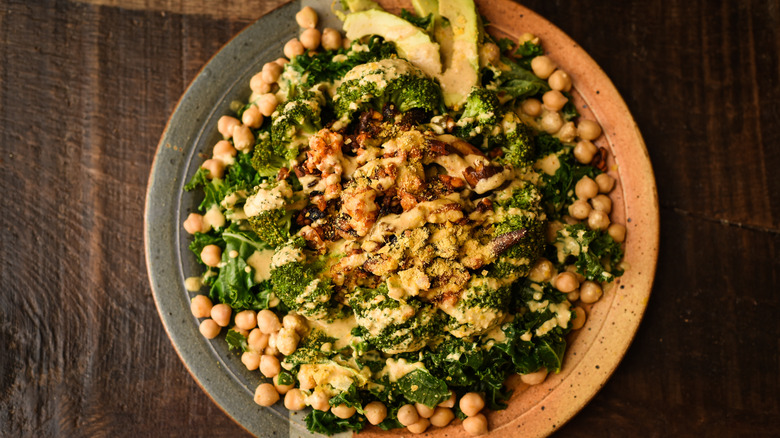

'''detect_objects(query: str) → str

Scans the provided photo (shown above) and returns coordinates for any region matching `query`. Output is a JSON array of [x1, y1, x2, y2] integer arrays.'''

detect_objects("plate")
[[144, 0, 659, 436]]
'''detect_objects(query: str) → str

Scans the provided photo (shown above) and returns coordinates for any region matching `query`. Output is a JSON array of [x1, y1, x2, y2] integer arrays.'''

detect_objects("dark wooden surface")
[[1, 0, 778, 436]]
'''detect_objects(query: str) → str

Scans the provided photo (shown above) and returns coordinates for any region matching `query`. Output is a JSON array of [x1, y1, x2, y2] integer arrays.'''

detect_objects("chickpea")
[[275, 327, 301, 356], [300, 28, 321, 50], [297, 371, 316, 391], [264, 345, 279, 357], [459, 392, 485, 417], [257, 309, 282, 334], [295, 6, 318, 28], [575, 176, 599, 200], [521, 368, 548, 385], [183, 213, 205, 234], [250, 72, 272, 94], [517, 32, 539, 45], [568, 199, 591, 220], [531, 55, 556, 79], [248, 329, 269, 352], [284, 38, 305, 59], [574, 139, 598, 164], [260, 354, 281, 378], [479, 41, 500, 66], [234, 310, 257, 331], [415, 403, 435, 419], [578, 119, 602, 140], [201, 158, 225, 179], [462, 413, 489, 436], [241, 104, 263, 129], [397, 404, 420, 426], [540, 111, 563, 133], [553, 272, 579, 293], [254, 383, 279, 407], [190, 294, 213, 318], [542, 90, 568, 111], [429, 407, 454, 427], [256, 93, 278, 117], [588, 209, 611, 231], [595, 173, 615, 193], [273, 373, 295, 395], [571, 306, 587, 330], [284, 388, 307, 411], [200, 244, 222, 268], [209, 303, 231, 327], [580, 281, 603, 304], [217, 115, 240, 139], [213, 139, 237, 159], [241, 351, 261, 370], [591, 194, 613, 214], [520, 98, 542, 117], [232, 124, 254, 152], [438, 389, 456, 408], [332, 404, 357, 419], [282, 314, 308, 334], [199, 318, 221, 339], [364, 401, 387, 425], [608, 223, 627, 243], [407, 418, 430, 434], [567, 289, 580, 302], [557, 121, 577, 143], [308, 389, 330, 411], [261, 62, 283, 84], [321, 28, 343, 51], [274, 57, 289, 67], [528, 258, 554, 283], [548, 69, 572, 92]]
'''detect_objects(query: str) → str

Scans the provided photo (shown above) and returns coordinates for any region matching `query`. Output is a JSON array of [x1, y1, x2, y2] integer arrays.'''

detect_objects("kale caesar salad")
[[181, 0, 626, 435]]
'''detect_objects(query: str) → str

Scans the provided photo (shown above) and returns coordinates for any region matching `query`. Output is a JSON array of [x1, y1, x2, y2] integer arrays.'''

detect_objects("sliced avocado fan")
[[342, 0, 481, 110]]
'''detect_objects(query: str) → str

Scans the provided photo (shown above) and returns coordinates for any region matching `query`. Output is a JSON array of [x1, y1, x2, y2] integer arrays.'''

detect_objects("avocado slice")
[[436, 0, 480, 109], [341, 0, 383, 13], [343, 9, 443, 78]]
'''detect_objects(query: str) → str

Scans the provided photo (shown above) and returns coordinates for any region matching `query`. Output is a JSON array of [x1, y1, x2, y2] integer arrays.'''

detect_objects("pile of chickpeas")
[[182, 7, 628, 437]]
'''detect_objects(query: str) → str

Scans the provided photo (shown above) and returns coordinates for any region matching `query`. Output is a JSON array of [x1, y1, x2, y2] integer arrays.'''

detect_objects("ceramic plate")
[[144, 0, 659, 436]]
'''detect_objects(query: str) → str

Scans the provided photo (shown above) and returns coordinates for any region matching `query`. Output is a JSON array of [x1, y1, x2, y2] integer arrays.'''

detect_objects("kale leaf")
[[225, 329, 248, 352], [305, 409, 365, 436]]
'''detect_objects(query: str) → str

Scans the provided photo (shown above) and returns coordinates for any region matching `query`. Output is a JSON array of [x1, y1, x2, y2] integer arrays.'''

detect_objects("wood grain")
[[0, 0, 778, 437]]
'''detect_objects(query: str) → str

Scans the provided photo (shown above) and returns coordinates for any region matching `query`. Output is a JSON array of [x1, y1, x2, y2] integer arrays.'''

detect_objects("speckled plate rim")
[[144, 1, 660, 437]]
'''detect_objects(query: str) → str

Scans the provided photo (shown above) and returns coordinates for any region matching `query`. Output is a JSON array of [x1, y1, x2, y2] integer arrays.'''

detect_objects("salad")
[[181, 0, 626, 435]]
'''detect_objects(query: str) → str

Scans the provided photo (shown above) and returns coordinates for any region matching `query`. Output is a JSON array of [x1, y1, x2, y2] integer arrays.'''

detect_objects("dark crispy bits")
[[463, 163, 504, 188], [490, 228, 528, 256], [590, 147, 609, 172]]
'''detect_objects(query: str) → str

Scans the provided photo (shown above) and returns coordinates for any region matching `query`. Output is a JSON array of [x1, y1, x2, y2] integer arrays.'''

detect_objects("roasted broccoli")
[[454, 87, 500, 139], [333, 58, 443, 122], [442, 277, 512, 337], [251, 90, 325, 178], [487, 181, 547, 281], [270, 247, 337, 320], [348, 283, 443, 354], [489, 111, 535, 169], [243, 180, 295, 248]]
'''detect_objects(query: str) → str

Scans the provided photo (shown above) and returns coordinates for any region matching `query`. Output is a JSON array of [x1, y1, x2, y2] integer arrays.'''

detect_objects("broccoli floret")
[[348, 283, 443, 353], [552, 223, 624, 283], [270, 254, 336, 320], [442, 277, 512, 337], [247, 208, 292, 248], [333, 58, 443, 122], [250, 90, 324, 177], [488, 182, 547, 281], [454, 87, 500, 138], [276, 90, 324, 151], [243, 180, 295, 248], [489, 111, 535, 169]]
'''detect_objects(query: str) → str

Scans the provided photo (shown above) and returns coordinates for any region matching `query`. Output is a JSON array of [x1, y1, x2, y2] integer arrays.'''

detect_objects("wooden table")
[[1, 0, 778, 436]]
